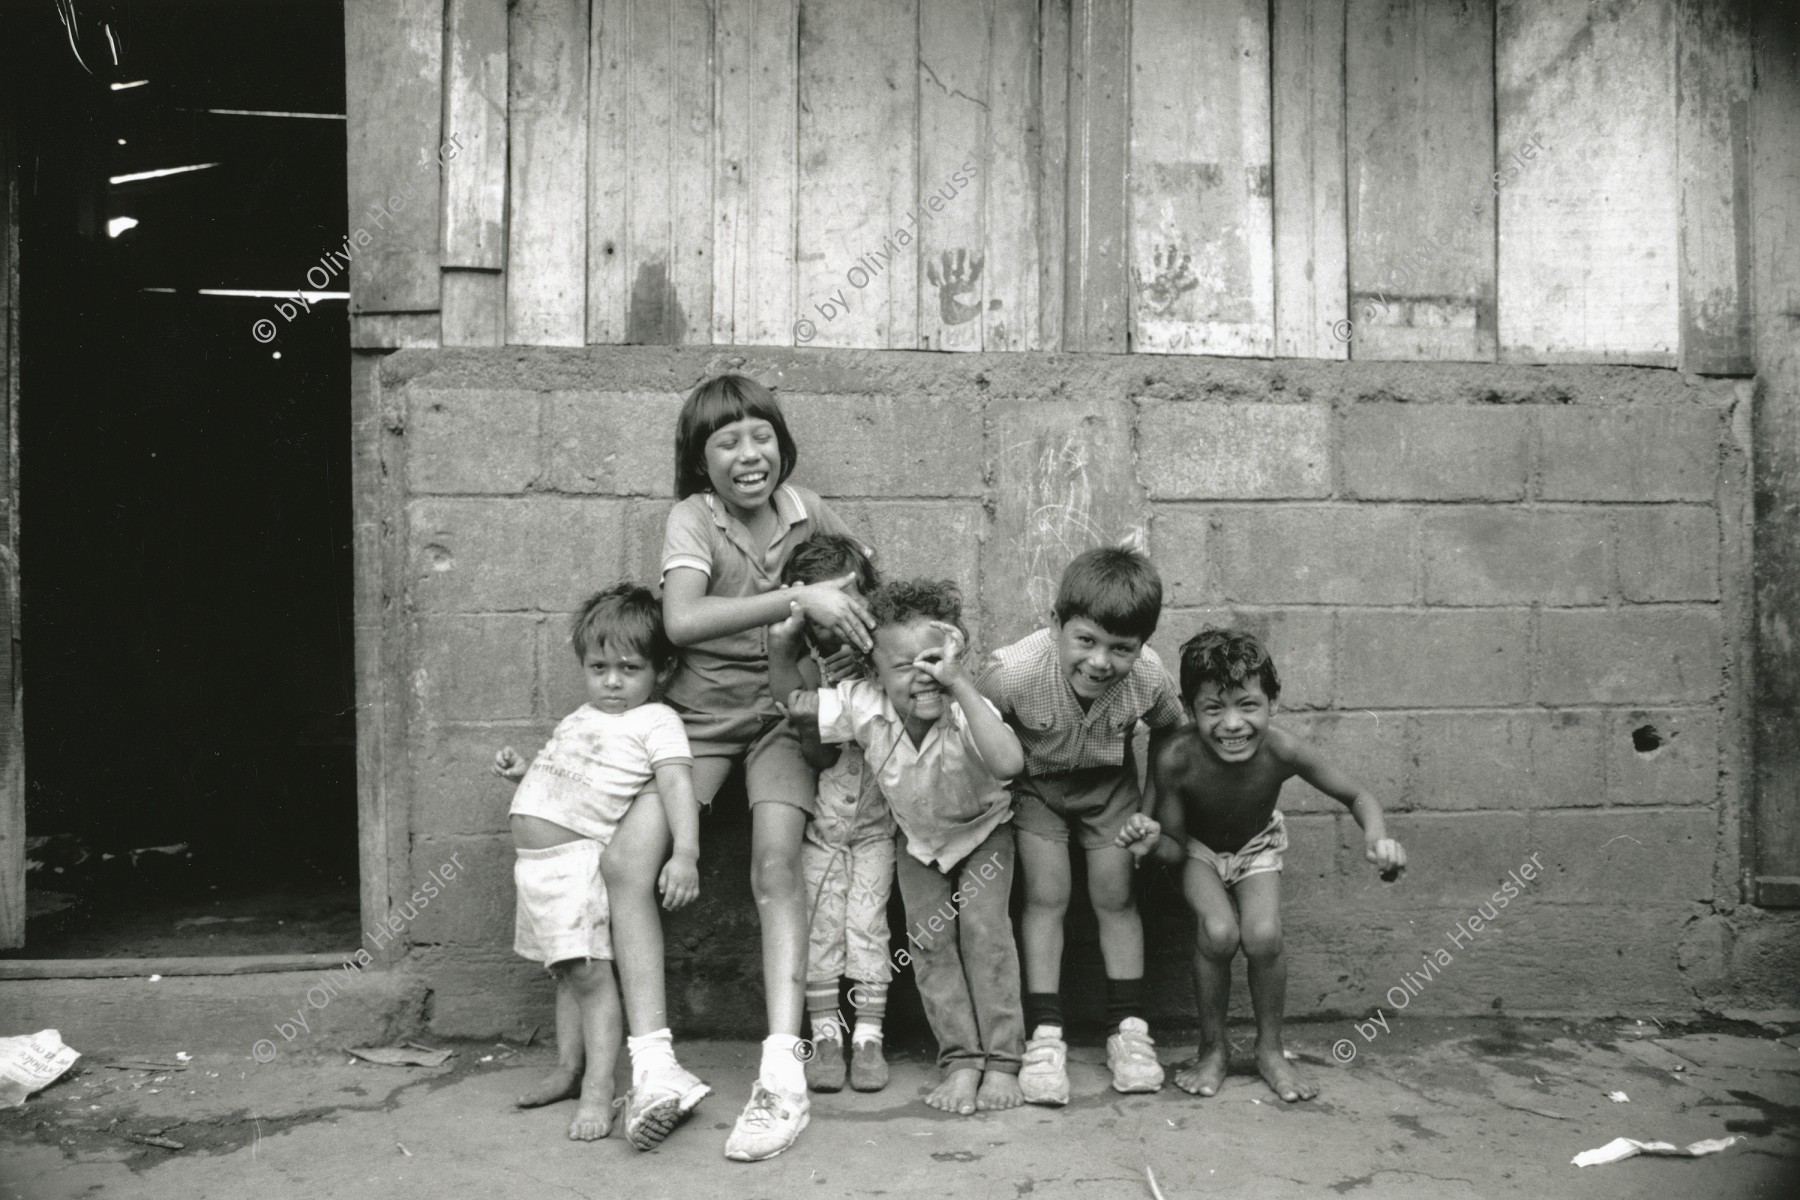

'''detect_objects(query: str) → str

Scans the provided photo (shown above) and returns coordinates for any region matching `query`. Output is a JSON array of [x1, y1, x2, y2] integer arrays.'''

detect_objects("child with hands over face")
[[1115, 627, 1406, 1104], [772, 535, 897, 1094], [490, 584, 708, 1147], [770, 579, 1030, 1119]]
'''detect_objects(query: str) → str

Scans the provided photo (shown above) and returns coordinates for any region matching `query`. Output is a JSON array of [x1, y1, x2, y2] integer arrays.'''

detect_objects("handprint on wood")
[[1136, 244, 1199, 316], [927, 249, 985, 325]]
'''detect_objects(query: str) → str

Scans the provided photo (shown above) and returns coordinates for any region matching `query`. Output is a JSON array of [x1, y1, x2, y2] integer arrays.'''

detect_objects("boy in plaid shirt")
[[975, 547, 1186, 1104]]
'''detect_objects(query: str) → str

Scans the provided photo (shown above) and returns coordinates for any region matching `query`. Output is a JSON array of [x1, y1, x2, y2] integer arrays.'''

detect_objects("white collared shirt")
[[816, 679, 1013, 870]]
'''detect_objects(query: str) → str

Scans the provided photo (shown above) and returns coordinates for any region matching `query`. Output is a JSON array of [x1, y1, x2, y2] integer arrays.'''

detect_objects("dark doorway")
[[2, 0, 357, 958]]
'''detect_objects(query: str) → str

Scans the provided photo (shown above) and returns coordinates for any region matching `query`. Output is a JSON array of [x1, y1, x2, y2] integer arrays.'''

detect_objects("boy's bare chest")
[[1180, 757, 1290, 851]]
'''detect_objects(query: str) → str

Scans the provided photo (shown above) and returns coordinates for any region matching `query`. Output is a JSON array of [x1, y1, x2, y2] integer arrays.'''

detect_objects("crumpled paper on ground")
[[0, 1029, 82, 1108], [1572, 1135, 1743, 1167]]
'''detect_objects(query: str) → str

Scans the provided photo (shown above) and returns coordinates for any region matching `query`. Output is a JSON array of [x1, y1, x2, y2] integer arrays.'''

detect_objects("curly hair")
[[868, 578, 965, 640], [1178, 626, 1281, 706]]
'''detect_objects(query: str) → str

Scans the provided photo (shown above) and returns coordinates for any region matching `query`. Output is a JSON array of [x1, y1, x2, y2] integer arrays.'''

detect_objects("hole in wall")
[[1632, 724, 1665, 756]]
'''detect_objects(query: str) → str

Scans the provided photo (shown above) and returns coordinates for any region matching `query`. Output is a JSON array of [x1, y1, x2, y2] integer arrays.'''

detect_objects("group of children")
[[491, 374, 1409, 1161]]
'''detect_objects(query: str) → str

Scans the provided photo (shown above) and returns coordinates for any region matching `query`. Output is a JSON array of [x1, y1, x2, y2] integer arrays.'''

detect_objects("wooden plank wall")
[[342, 0, 1755, 371]]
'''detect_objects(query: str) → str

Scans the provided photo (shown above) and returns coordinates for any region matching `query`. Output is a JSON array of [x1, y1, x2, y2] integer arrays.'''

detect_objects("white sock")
[[852, 1019, 883, 1047], [760, 1034, 806, 1095], [626, 1027, 677, 1086], [1032, 1023, 1064, 1042], [809, 1013, 843, 1044]]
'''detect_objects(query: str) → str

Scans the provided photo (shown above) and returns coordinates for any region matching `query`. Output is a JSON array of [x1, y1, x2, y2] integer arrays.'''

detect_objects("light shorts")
[[513, 839, 610, 966], [666, 703, 818, 817], [1187, 811, 1288, 887], [1010, 766, 1140, 850]]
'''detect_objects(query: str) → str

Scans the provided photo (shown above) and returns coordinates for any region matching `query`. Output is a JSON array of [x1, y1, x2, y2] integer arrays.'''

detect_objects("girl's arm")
[[1288, 736, 1406, 878], [651, 761, 701, 909], [663, 567, 874, 652]]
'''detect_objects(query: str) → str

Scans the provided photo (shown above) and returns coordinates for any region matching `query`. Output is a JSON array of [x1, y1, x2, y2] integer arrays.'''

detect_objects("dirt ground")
[[3, 1017, 1797, 1199]]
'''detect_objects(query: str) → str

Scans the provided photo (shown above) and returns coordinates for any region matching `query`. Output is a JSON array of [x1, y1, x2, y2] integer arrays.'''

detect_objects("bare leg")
[[1017, 830, 1071, 995], [1237, 872, 1315, 1101], [750, 801, 810, 1038], [517, 976, 584, 1107], [926, 1067, 982, 1115], [1084, 844, 1144, 980], [1175, 860, 1238, 1097], [561, 959, 625, 1139], [601, 758, 730, 1036]]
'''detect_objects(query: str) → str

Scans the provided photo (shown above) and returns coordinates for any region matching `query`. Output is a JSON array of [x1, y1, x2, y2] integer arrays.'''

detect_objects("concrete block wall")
[[373, 346, 1795, 1038]]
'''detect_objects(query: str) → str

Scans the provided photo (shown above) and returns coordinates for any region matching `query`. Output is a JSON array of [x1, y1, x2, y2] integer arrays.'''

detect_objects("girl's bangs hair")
[[673, 374, 798, 498]]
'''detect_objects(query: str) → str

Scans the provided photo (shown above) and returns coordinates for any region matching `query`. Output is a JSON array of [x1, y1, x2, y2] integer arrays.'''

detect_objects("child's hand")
[[912, 621, 968, 688], [1115, 813, 1162, 860], [797, 573, 876, 653], [658, 850, 700, 910], [491, 746, 527, 782], [773, 688, 820, 729], [1366, 836, 1406, 881], [817, 644, 863, 685], [767, 599, 807, 660]]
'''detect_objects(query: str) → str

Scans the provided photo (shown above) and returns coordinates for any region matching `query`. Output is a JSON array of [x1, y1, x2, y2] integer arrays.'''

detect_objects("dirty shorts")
[[513, 839, 610, 966], [1010, 766, 1140, 850], [1187, 811, 1287, 887]]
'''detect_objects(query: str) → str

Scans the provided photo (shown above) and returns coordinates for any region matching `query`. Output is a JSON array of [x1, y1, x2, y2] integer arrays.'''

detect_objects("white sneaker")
[[723, 1082, 809, 1162], [1019, 1030, 1070, 1106], [639, 1059, 712, 1114], [1106, 1017, 1165, 1093]]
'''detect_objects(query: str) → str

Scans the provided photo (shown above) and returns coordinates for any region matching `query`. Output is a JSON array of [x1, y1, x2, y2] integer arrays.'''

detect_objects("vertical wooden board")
[[983, 0, 1043, 350], [345, 0, 445, 314], [1345, 0, 1494, 362], [507, 0, 588, 346], [1129, 0, 1273, 357], [595, 0, 713, 345], [1496, 0, 1678, 365], [589, 0, 629, 343], [443, 0, 509, 269], [919, 0, 990, 352], [0, 106, 17, 950], [1062, 0, 1131, 352], [442, 268, 506, 346], [796, 0, 919, 349], [1272, 0, 1347, 360], [1037, 0, 1070, 351], [1676, 0, 1752, 375], [713, 0, 798, 346], [1750, 8, 1800, 896]]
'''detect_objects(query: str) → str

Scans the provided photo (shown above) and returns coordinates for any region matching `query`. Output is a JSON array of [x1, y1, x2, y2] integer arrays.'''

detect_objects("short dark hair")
[[1054, 547, 1163, 641], [673, 373, 798, 499], [1179, 626, 1281, 706], [868, 578, 965, 640], [781, 532, 880, 593], [570, 583, 674, 669]]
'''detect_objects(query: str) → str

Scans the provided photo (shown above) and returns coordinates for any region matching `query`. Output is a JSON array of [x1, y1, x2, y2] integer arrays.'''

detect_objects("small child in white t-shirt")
[[492, 584, 708, 1147]]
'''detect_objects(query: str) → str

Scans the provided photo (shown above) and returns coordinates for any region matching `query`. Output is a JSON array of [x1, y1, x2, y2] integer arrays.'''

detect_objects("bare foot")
[[976, 1071, 1023, 1111], [1174, 1045, 1229, 1097], [517, 1066, 581, 1108], [1256, 1044, 1317, 1102], [567, 1092, 618, 1141], [925, 1067, 982, 1115]]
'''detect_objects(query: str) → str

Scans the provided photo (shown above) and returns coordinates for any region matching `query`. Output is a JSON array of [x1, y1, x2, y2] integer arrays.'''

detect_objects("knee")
[[752, 846, 802, 900], [1089, 879, 1135, 918], [600, 848, 658, 893], [555, 958, 612, 992], [1197, 918, 1240, 961], [1240, 918, 1283, 962]]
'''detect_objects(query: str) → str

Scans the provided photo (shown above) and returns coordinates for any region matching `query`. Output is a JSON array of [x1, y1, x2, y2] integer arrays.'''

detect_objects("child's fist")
[[817, 644, 863, 685], [659, 850, 700, 910], [1115, 813, 1162, 860], [767, 599, 807, 657], [774, 688, 821, 729], [1366, 837, 1406, 881], [492, 746, 527, 782]]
